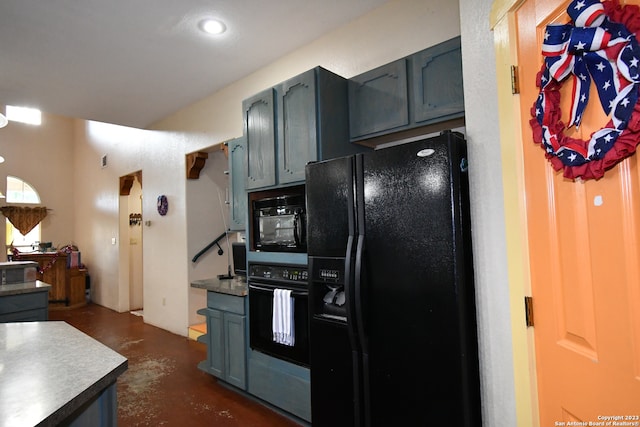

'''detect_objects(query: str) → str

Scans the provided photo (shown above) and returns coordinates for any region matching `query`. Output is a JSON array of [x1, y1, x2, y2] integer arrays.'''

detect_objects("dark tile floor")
[[49, 303, 300, 427]]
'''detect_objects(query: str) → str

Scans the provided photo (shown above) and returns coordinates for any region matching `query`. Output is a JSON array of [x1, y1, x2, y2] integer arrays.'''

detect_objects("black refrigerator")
[[305, 131, 481, 427]]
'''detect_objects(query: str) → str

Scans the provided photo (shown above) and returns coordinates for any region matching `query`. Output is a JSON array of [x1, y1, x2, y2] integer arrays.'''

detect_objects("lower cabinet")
[[0, 289, 49, 322], [248, 350, 311, 422], [197, 292, 247, 390]]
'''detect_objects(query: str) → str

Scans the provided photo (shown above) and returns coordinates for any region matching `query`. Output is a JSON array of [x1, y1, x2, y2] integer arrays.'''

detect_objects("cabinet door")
[[206, 308, 224, 379], [228, 136, 247, 231], [348, 59, 409, 138], [243, 89, 276, 190], [412, 37, 464, 123], [224, 313, 247, 389], [277, 70, 317, 185]]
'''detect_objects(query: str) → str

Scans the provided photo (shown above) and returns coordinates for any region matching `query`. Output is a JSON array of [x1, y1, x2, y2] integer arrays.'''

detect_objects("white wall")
[[459, 0, 517, 426], [72, 121, 213, 335], [186, 148, 235, 326]]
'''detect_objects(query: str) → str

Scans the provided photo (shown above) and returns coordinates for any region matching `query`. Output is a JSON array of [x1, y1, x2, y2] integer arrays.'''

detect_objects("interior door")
[[516, 0, 640, 424]]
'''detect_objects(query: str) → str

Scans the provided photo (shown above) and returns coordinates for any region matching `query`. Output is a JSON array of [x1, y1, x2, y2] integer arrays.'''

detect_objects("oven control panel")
[[248, 263, 308, 284]]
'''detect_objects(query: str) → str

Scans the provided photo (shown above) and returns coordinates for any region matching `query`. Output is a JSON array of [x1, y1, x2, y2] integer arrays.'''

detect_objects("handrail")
[[191, 231, 228, 262]]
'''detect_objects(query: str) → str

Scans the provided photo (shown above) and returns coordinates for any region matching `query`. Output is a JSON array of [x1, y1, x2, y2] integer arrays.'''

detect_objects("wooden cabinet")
[[15, 252, 87, 309], [243, 67, 362, 191], [349, 36, 464, 144], [228, 136, 247, 231], [197, 292, 247, 390]]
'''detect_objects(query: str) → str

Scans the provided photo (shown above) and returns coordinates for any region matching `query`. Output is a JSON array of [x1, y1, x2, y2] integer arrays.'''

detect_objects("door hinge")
[[524, 296, 534, 327], [511, 65, 520, 95]]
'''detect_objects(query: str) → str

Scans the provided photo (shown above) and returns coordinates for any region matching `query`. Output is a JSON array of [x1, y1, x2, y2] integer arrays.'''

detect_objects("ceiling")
[[0, 0, 388, 129]]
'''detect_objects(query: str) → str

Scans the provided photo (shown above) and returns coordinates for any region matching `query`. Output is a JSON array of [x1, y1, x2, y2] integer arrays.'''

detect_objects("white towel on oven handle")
[[272, 288, 295, 346]]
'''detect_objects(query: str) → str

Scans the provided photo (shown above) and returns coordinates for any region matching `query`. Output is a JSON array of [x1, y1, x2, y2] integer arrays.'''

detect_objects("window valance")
[[0, 206, 48, 235]]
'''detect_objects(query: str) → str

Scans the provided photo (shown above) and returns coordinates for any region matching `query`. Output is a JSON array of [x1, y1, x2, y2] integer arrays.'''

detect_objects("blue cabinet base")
[[247, 350, 311, 423]]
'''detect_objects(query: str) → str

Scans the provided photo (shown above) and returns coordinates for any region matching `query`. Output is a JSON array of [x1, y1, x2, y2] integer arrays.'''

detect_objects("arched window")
[[7, 176, 40, 203], [5, 176, 42, 252]]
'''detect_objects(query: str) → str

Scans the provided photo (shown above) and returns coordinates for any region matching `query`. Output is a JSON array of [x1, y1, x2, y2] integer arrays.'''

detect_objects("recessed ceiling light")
[[199, 18, 226, 35]]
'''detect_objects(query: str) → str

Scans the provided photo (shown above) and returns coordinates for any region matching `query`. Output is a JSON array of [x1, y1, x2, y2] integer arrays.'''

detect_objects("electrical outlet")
[[162, 297, 166, 306], [111, 237, 116, 245]]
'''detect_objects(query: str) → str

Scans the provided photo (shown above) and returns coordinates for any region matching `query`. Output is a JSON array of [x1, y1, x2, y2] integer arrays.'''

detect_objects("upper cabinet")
[[243, 67, 364, 191], [349, 37, 464, 144], [243, 89, 277, 190], [412, 37, 464, 124], [227, 136, 246, 231], [277, 70, 318, 185], [349, 59, 409, 138]]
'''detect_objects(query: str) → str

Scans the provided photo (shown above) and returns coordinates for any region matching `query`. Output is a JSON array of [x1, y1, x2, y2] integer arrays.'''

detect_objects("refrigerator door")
[[358, 132, 480, 426], [306, 156, 362, 427], [306, 156, 353, 258]]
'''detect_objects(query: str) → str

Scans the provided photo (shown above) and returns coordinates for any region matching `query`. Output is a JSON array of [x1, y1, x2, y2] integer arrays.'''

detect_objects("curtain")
[[0, 206, 48, 235]]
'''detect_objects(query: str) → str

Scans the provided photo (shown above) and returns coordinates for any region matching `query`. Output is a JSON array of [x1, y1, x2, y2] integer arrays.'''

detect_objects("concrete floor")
[[50, 303, 301, 427]]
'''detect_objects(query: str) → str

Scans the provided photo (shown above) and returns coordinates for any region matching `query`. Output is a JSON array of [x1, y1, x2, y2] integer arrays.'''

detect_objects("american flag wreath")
[[530, 0, 640, 180]]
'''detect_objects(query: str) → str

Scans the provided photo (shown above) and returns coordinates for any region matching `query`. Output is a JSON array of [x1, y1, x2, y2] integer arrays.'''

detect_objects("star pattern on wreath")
[[530, 0, 640, 180]]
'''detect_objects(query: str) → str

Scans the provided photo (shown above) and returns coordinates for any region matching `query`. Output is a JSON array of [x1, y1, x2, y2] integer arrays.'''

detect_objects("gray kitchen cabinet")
[[412, 36, 464, 124], [243, 66, 362, 190], [243, 89, 276, 190], [227, 136, 246, 231], [0, 284, 50, 322], [248, 350, 311, 422], [348, 59, 409, 139], [349, 36, 464, 143], [197, 292, 247, 390]]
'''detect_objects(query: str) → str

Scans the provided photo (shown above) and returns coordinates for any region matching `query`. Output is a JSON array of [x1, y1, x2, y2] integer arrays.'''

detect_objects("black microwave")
[[250, 186, 306, 253]]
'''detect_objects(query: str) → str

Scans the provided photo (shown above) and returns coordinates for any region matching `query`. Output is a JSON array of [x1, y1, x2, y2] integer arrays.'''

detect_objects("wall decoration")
[[157, 195, 168, 216], [530, 0, 640, 180], [129, 213, 142, 226]]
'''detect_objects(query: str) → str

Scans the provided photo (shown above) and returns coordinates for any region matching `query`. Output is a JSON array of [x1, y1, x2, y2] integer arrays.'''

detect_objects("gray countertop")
[[191, 276, 248, 297], [0, 321, 128, 427], [0, 280, 51, 297]]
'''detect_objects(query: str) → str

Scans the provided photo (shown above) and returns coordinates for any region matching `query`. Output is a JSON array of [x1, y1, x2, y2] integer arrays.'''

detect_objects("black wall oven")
[[248, 262, 309, 367]]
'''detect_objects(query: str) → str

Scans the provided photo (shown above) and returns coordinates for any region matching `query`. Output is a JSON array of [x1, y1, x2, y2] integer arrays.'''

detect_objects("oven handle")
[[249, 283, 308, 297]]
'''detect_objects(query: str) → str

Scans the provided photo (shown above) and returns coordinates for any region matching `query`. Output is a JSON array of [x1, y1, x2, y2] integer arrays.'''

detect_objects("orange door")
[[516, 0, 640, 424]]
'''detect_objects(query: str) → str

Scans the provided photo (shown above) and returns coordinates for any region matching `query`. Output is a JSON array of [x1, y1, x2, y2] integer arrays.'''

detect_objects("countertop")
[[190, 276, 248, 297], [0, 280, 51, 297], [0, 321, 128, 427]]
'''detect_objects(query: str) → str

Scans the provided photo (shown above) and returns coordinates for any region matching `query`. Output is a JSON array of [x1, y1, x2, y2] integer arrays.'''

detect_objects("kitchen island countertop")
[[190, 276, 247, 297], [0, 280, 51, 297], [0, 321, 127, 427]]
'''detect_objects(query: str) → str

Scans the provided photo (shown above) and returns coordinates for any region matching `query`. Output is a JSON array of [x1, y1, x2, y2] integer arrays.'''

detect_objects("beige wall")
[[150, 0, 461, 136], [0, 113, 76, 254]]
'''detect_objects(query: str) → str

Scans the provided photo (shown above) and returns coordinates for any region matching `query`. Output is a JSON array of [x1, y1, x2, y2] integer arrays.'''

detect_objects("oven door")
[[248, 281, 309, 367]]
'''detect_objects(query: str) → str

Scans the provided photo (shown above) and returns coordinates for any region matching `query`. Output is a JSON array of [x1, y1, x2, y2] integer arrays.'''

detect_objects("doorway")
[[120, 171, 143, 313]]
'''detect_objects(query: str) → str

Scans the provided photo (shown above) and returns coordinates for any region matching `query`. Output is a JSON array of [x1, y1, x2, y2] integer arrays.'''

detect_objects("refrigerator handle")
[[354, 234, 366, 350], [344, 234, 358, 347], [354, 232, 371, 427]]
